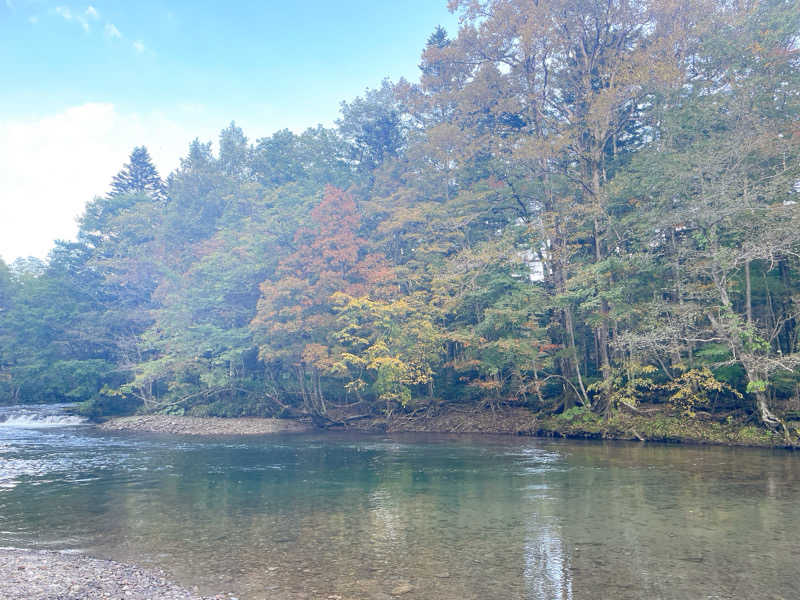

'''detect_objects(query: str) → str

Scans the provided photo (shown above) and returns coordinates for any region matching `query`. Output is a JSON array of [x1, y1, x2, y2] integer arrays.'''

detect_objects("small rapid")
[[0, 404, 88, 429], [0, 404, 95, 491]]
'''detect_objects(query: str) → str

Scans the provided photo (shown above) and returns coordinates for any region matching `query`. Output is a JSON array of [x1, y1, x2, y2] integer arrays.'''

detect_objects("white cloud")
[[54, 6, 72, 20], [86, 5, 98, 19], [132, 40, 145, 53], [0, 103, 218, 262], [54, 6, 91, 32], [28, 15, 38, 24], [104, 23, 121, 39]]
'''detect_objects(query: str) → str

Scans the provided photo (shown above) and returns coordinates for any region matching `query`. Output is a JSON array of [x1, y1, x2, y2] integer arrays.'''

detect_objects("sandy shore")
[[0, 548, 231, 600], [98, 415, 312, 435]]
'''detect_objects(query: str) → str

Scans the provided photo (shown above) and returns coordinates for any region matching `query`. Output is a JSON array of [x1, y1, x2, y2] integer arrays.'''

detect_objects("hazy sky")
[[0, 0, 459, 262]]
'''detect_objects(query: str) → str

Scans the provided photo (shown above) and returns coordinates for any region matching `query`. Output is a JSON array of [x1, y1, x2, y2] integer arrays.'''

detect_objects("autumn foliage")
[[5, 1, 800, 441]]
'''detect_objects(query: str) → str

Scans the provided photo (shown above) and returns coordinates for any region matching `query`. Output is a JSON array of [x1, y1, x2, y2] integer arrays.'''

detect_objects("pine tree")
[[426, 25, 449, 49], [109, 146, 166, 201]]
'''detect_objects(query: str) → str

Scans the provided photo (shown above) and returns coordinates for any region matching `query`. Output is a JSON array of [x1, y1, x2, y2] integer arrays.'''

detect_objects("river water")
[[1, 404, 798, 600]]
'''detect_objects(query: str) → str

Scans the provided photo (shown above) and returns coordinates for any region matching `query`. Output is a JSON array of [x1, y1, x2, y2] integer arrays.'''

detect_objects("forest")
[[1, 0, 799, 441]]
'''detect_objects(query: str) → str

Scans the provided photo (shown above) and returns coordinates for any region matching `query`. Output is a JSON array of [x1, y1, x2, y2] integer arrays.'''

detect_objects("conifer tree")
[[109, 146, 166, 201]]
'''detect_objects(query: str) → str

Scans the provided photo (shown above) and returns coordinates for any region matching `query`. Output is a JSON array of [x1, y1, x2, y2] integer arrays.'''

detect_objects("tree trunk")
[[564, 305, 590, 407], [745, 260, 753, 327], [591, 161, 612, 411]]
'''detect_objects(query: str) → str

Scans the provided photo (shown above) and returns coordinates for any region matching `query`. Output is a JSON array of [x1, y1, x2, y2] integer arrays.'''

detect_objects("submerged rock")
[[390, 582, 415, 596]]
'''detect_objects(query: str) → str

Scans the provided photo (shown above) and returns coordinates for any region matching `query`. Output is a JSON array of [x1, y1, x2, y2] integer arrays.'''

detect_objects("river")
[[1, 403, 798, 599]]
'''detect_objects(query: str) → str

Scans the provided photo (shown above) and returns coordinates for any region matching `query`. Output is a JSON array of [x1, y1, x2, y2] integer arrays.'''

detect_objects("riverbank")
[[350, 405, 798, 448], [0, 549, 229, 600], [98, 414, 312, 435], [99, 405, 799, 448]]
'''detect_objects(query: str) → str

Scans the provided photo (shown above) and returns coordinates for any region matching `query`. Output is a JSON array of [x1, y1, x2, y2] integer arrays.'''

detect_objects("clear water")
[[1, 405, 798, 600]]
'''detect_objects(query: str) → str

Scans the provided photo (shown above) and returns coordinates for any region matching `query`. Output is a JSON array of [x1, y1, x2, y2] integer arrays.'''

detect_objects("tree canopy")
[[2, 0, 800, 441]]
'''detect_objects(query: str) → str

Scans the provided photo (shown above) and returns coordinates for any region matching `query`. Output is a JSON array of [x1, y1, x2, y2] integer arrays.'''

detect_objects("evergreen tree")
[[337, 80, 405, 174], [426, 25, 449, 49], [109, 146, 166, 201]]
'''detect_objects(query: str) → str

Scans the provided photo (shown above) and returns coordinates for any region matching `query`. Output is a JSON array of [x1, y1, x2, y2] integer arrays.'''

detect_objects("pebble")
[[99, 415, 312, 435], [0, 548, 220, 600]]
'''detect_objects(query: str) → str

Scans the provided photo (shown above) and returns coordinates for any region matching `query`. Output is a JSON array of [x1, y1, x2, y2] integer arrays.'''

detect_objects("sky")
[[0, 0, 461, 262]]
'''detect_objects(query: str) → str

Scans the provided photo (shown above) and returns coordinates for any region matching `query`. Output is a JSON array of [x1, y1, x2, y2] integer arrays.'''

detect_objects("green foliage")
[[3, 0, 800, 440], [73, 386, 142, 419], [557, 406, 594, 423]]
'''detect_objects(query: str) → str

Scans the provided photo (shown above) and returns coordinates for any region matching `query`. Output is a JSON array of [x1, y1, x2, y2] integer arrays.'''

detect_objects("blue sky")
[[0, 0, 460, 261]]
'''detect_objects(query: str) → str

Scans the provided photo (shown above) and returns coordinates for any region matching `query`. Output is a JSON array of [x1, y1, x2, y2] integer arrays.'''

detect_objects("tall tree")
[[338, 80, 406, 175], [109, 146, 166, 201], [251, 186, 391, 418], [218, 121, 252, 182], [615, 0, 800, 432], [407, 0, 710, 409]]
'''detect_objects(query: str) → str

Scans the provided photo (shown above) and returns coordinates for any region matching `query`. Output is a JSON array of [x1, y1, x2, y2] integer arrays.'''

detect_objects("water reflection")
[[523, 523, 571, 600], [0, 425, 799, 600]]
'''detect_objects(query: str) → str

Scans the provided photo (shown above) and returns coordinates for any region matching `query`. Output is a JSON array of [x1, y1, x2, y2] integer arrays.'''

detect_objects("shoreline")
[[97, 414, 312, 435], [0, 548, 227, 600], [98, 406, 798, 449]]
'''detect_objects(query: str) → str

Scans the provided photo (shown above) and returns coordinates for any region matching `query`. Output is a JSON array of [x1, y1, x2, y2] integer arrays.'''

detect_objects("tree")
[[615, 0, 800, 433], [407, 0, 712, 410], [330, 292, 440, 411], [218, 121, 252, 182], [251, 185, 391, 418], [119, 182, 315, 416], [0, 258, 11, 310], [433, 234, 556, 409], [252, 129, 306, 187], [164, 138, 227, 246], [338, 79, 405, 175], [109, 146, 165, 201], [0, 258, 15, 395], [7, 0, 800, 441]]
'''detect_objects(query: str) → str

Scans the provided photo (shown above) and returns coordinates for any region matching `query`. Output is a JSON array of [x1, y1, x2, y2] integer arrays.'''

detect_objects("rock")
[[390, 582, 414, 596]]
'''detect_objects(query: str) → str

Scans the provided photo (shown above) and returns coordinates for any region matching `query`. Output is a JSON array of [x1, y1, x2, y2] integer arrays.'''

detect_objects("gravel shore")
[[98, 415, 311, 435], [0, 548, 229, 600]]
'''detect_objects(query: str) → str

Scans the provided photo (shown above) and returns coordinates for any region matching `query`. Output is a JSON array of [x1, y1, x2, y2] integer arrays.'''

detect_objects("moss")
[[536, 408, 607, 439], [521, 407, 794, 448], [734, 425, 781, 445]]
